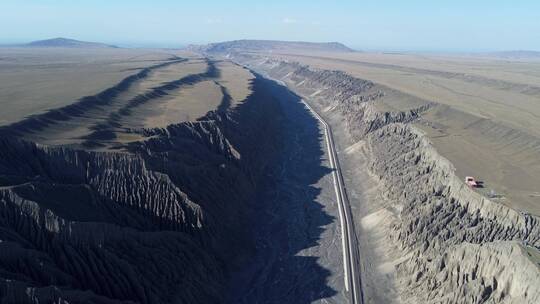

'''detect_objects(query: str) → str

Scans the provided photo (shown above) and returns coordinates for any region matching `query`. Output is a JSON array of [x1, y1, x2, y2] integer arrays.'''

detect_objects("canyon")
[[0, 41, 539, 303]]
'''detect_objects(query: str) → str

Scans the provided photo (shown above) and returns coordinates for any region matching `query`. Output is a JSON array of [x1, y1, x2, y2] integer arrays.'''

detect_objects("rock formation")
[[241, 57, 540, 303], [0, 58, 284, 303]]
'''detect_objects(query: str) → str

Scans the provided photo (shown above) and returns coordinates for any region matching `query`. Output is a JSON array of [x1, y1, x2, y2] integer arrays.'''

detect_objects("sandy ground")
[[252, 50, 540, 216], [337, 125, 403, 304]]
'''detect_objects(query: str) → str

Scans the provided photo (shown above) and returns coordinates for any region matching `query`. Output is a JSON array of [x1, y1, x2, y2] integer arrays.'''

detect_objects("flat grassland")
[[264, 51, 540, 215]]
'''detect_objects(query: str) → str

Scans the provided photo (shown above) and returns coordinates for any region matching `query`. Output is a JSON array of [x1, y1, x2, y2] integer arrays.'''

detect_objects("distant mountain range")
[[189, 39, 355, 53], [483, 50, 540, 59], [25, 37, 118, 48]]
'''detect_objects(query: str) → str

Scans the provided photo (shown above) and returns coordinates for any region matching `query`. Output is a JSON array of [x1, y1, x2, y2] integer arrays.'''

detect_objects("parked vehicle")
[[465, 176, 478, 187]]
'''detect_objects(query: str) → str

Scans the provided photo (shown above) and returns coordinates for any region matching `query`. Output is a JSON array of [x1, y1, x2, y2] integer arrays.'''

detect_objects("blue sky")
[[1, 0, 539, 51]]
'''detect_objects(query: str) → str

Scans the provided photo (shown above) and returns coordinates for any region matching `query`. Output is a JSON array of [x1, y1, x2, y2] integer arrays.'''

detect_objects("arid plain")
[[247, 50, 540, 216], [0, 47, 255, 150]]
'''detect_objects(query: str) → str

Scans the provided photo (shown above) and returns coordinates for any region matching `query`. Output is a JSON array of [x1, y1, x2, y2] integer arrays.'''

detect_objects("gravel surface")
[[225, 78, 348, 304]]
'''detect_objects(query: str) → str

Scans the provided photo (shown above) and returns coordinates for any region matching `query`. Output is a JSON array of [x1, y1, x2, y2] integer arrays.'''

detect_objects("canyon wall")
[[244, 58, 540, 304], [0, 67, 284, 303]]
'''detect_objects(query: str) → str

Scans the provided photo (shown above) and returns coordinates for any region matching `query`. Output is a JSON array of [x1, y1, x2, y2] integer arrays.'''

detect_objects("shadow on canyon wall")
[[226, 76, 338, 304]]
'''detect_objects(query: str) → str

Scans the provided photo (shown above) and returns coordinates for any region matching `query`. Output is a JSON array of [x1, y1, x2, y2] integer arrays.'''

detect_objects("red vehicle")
[[465, 176, 478, 187]]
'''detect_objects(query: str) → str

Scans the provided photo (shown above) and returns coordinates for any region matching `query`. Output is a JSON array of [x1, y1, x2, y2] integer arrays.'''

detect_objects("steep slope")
[[0, 61, 284, 303], [239, 57, 540, 303]]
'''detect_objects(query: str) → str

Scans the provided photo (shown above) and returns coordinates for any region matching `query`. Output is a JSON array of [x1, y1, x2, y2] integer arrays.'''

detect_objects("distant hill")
[[482, 50, 540, 59], [189, 39, 354, 53], [26, 38, 118, 48]]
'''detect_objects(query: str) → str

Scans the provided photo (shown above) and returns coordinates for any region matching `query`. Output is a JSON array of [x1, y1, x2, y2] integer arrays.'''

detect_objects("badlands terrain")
[[224, 47, 540, 216], [0, 38, 538, 304], [202, 40, 540, 303], [0, 41, 349, 303]]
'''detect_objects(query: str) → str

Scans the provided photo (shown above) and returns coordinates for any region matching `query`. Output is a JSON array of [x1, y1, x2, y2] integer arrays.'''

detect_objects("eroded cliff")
[[243, 57, 540, 303], [0, 60, 284, 303]]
